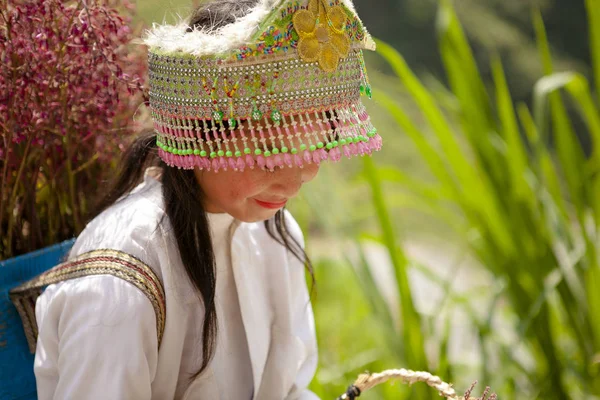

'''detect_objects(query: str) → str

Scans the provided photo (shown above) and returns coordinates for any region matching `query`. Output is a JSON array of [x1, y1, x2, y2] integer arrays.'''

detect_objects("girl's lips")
[[254, 199, 287, 209]]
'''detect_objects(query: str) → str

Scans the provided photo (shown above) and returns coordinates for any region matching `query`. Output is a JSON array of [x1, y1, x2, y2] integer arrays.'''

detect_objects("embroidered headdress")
[[143, 0, 381, 172]]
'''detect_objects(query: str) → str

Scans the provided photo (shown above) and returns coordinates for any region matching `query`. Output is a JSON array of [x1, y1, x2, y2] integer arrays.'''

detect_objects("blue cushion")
[[0, 239, 75, 400]]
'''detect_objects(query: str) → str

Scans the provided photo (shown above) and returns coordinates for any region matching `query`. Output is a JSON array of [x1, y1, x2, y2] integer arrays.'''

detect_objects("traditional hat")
[[143, 0, 382, 171]]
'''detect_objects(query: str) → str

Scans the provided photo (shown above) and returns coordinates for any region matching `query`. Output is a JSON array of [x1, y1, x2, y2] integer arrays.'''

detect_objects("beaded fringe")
[[154, 100, 382, 171]]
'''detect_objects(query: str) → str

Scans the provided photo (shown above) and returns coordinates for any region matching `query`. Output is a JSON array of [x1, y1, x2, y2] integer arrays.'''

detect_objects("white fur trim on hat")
[[141, 0, 374, 56]]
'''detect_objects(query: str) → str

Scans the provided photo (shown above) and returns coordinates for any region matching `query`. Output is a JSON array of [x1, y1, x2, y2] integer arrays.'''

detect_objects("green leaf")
[[491, 57, 532, 203]]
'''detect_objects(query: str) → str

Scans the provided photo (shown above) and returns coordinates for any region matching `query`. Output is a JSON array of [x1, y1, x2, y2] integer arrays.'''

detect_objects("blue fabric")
[[0, 239, 75, 400]]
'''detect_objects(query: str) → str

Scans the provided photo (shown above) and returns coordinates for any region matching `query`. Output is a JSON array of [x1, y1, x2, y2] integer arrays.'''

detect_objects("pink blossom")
[[0, 0, 149, 258]]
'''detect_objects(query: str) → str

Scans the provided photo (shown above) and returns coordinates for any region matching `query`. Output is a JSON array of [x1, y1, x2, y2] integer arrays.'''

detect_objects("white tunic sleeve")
[[34, 275, 159, 400]]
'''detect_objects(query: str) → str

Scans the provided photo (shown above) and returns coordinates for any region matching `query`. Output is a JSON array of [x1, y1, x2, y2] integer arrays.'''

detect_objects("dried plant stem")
[[338, 369, 495, 400], [5, 136, 34, 258]]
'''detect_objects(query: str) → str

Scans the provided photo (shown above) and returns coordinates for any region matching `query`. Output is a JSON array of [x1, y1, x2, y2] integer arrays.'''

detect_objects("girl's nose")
[[273, 163, 319, 197]]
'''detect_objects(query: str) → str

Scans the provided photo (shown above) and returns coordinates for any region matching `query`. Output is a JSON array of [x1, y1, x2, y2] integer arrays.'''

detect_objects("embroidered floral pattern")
[[293, 0, 350, 72]]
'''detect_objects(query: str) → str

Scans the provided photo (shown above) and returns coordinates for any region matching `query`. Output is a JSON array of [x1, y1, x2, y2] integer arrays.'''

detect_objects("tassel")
[[343, 146, 352, 159], [329, 147, 341, 162], [236, 157, 246, 171], [266, 156, 275, 171], [283, 153, 293, 168], [318, 148, 328, 161], [219, 157, 228, 171], [228, 158, 237, 170], [245, 154, 255, 169], [303, 150, 312, 164], [312, 151, 321, 165], [200, 157, 210, 170], [257, 155, 266, 169], [294, 153, 304, 168], [274, 154, 284, 168], [211, 158, 220, 172]]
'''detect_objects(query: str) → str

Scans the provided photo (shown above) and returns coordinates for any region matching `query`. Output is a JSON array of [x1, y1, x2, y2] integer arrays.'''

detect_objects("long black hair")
[[91, 0, 315, 380]]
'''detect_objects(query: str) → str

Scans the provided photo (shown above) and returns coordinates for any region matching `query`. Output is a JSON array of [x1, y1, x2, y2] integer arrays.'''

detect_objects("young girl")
[[31, 0, 381, 398]]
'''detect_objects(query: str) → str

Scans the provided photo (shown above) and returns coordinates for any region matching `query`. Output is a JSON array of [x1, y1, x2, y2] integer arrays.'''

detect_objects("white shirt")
[[33, 168, 319, 400]]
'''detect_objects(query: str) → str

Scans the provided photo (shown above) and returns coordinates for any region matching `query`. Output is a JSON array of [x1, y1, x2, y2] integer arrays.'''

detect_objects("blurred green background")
[[136, 0, 600, 398]]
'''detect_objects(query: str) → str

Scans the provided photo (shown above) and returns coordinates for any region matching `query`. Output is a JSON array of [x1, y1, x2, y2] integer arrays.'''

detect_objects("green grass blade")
[[437, 0, 501, 181], [362, 156, 429, 384], [376, 39, 515, 257], [534, 11, 586, 214], [586, 0, 600, 99], [491, 57, 532, 203]]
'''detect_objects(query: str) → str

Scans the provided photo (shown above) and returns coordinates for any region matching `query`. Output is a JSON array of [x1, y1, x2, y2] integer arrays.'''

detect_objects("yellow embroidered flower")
[[293, 0, 350, 72]]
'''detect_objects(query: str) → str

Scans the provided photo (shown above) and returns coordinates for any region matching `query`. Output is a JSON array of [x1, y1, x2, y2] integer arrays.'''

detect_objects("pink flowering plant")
[[0, 0, 148, 259]]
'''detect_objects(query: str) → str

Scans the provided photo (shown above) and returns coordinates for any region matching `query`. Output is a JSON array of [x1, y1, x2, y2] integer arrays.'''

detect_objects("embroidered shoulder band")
[[9, 249, 166, 353]]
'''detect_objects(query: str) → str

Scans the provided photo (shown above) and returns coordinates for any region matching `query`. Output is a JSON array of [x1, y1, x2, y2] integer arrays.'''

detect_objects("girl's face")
[[195, 162, 320, 222], [194, 115, 331, 222]]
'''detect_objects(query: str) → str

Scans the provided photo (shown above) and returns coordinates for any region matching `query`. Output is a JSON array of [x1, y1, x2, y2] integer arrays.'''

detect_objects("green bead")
[[212, 110, 224, 122], [360, 84, 365, 94], [333, 140, 339, 147], [255, 148, 262, 155], [326, 143, 333, 150], [226, 151, 233, 157], [264, 150, 271, 157], [210, 152, 217, 158], [187, 149, 193, 155], [228, 119, 237, 129], [291, 148, 298, 154], [365, 85, 372, 98], [193, 149, 201, 155], [244, 147, 251, 155], [340, 139, 347, 145], [316, 142, 324, 149], [252, 107, 263, 121], [167, 147, 173, 153], [367, 131, 375, 137], [271, 109, 282, 122], [309, 144, 316, 151], [200, 150, 207, 157], [300, 144, 307, 151], [272, 148, 279, 155], [217, 150, 225, 157], [282, 147, 289, 153], [235, 150, 242, 157]]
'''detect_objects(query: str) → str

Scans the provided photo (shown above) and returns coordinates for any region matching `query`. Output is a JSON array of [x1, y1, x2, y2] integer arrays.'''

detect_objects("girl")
[[31, 0, 381, 398]]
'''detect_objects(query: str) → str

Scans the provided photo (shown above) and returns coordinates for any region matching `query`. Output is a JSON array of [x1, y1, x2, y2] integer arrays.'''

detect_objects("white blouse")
[[33, 169, 319, 400]]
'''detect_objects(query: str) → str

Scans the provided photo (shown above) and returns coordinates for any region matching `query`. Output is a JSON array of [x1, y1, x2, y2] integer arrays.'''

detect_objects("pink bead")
[[349, 142, 358, 156], [274, 154, 284, 168], [318, 148, 328, 161], [343, 146, 352, 159], [257, 155, 266, 169], [329, 148, 341, 162], [312, 151, 321, 164], [211, 158, 220, 171], [199, 157, 209, 170], [375, 134, 383, 150], [266, 157, 275, 171], [303, 150, 312, 164], [219, 157, 228, 170], [283, 153, 293, 168], [228, 158, 237, 170], [245, 154, 255, 168], [236, 157, 246, 171], [293, 154, 303, 167]]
